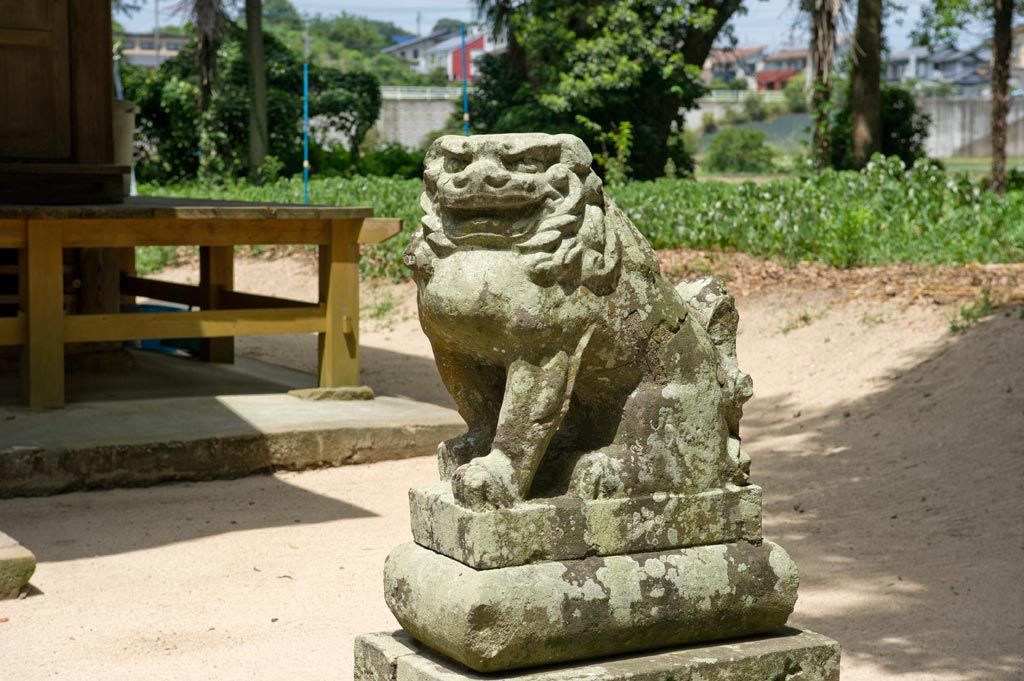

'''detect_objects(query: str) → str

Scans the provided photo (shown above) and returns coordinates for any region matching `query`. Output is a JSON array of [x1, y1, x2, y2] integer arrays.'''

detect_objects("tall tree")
[[914, 0, 1019, 192], [991, 0, 1015, 192], [245, 0, 268, 178], [807, 0, 842, 168], [851, 0, 883, 167], [471, 0, 744, 179], [177, 0, 229, 111]]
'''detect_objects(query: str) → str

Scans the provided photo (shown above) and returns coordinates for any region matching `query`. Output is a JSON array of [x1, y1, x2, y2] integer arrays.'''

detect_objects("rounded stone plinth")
[[384, 540, 799, 673]]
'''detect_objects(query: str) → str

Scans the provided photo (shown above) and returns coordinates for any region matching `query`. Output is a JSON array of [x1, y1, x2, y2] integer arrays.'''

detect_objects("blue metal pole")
[[461, 23, 469, 136], [303, 26, 310, 205]]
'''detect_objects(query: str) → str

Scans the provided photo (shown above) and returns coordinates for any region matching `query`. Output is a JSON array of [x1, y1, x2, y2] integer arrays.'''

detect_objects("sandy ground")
[[0, 256, 1022, 680]]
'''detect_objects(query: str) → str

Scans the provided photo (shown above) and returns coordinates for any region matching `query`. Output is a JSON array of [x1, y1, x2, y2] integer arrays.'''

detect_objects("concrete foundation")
[[354, 628, 841, 681], [0, 351, 464, 498], [0, 531, 35, 599]]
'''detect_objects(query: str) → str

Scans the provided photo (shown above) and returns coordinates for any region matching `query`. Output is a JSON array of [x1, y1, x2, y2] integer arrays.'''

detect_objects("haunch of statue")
[[404, 133, 753, 511]]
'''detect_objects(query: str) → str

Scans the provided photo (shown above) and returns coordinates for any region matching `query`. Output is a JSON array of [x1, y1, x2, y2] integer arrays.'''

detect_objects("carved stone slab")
[[384, 540, 798, 673], [409, 482, 762, 569], [354, 628, 840, 681]]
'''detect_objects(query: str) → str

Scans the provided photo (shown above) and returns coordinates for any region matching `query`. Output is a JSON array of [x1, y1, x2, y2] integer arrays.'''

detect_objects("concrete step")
[[0, 393, 463, 498]]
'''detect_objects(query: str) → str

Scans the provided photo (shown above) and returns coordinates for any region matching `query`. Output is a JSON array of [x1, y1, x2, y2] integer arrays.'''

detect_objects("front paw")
[[569, 450, 627, 500], [437, 432, 490, 480], [451, 450, 517, 511]]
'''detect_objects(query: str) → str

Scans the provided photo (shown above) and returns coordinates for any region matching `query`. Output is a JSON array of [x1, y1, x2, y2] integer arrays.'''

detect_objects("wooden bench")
[[0, 197, 402, 408]]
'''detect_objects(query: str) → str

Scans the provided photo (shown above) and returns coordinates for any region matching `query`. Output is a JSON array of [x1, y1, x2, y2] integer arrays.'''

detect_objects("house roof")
[[426, 33, 485, 54], [763, 48, 808, 62], [381, 30, 455, 54], [708, 46, 766, 65], [889, 46, 931, 62], [756, 68, 798, 86]]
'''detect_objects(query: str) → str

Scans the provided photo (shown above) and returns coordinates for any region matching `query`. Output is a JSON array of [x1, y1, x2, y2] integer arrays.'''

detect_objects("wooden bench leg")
[[199, 245, 234, 363], [23, 220, 65, 408], [318, 219, 359, 387]]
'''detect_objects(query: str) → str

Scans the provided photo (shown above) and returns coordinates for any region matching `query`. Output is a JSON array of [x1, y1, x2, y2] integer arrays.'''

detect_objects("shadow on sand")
[[743, 304, 1023, 678]]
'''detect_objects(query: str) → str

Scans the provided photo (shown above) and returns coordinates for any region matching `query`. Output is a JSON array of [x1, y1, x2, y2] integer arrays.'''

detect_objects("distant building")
[[886, 46, 932, 82], [381, 30, 457, 75], [702, 46, 766, 86], [115, 31, 188, 68], [384, 30, 505, 82], [886, 43, 996, 96]]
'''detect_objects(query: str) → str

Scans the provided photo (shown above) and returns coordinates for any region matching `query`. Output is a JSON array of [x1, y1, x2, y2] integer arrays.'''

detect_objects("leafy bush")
[[723, 106, 745, 125], [704, 128, 776, 174], [701, 111, 717, 134], [614, 155, 1024, 268], [742, 93, 767, 122], [826, 85, 930, 170], [355, 143, 424, 178], [784, 74, 808, 113], [122, 27, 381, 183], [140, 155, 1024, 278]]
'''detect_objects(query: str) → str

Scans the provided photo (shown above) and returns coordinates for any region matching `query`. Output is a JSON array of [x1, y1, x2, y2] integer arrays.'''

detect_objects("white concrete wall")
[[918, 97, 1024, 158]]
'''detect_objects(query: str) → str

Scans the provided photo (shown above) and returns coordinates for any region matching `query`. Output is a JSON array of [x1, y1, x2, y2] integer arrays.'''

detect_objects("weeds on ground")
[[781, 306, 830, 334], [364, 292, 395, 320], [860, 311, 888, 326], [948, 287, 996, 333]]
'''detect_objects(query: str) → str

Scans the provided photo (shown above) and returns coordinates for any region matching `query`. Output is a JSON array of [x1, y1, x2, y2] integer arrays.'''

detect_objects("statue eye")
[[509, 158, 544, 173], [445, 156, 470, 173]]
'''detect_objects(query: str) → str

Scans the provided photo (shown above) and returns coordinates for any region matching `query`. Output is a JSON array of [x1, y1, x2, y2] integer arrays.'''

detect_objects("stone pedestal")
[[355, 628, 841, 681]]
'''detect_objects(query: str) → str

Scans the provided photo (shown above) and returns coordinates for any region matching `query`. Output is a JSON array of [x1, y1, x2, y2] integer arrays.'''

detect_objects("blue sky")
[[118, 0, 993, 54]]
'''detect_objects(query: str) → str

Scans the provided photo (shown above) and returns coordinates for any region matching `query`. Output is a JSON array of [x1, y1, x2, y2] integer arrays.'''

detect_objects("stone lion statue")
[[404, 133, 752, 511]]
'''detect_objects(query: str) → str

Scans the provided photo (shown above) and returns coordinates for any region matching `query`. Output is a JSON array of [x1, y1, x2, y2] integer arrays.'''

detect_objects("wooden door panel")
[[0, 0, 71, 160]]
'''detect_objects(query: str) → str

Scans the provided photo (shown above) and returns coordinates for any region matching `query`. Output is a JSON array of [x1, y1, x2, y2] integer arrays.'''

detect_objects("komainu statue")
[[404, 133, 753, 510], [355, 133, 840, 680]]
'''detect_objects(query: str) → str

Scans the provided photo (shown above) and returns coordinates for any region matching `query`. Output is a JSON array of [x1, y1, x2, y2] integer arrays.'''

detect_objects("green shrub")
[[742, 93, 767, 122], [826, 85, 930, 169], [723, 106, 745, 125], [701, 111, 717, 134], [139, 155, 1024, 278], [784, 74, 808, 113], [704, 128, 776, 174], [356, 143, 424, 178]]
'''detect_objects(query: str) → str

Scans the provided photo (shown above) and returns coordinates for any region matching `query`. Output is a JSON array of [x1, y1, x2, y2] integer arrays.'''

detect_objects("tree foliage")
[[825, 85, 930, 169], [123, 27, 380, 182], [468, 0, 741, 180]]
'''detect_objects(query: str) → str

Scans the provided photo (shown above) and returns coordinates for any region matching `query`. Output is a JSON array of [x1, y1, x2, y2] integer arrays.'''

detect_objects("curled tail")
[[675, 277, 754, 484]]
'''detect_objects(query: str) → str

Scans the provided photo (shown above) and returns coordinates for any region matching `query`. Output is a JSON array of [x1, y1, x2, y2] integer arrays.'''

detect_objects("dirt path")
[[0, 257, 1021, 680]]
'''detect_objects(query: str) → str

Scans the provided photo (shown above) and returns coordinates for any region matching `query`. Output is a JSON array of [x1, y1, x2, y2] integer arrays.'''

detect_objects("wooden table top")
[[0, 196, 375, 221]]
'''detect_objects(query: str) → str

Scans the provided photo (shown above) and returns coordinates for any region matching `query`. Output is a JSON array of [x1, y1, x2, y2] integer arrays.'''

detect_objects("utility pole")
[[416, 11, 422, 37], [154, 0, 161, 67], [461, 23, 469, 136], [303, 22, 310, 204]]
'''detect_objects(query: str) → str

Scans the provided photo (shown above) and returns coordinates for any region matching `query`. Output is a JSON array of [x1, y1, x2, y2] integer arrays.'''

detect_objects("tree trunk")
[[809, 0, 840, 169], [991, 0, 1014, 194], [246, 0, 268, 180], [851, 0, 882, 168]]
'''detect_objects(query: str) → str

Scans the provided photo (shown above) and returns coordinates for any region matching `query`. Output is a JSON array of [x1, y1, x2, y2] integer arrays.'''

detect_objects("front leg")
[[432, 344, 505, 479], [452, 331, 592, 510]]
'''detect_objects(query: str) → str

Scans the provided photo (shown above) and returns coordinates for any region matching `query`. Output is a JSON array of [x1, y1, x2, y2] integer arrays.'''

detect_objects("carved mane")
[[404, 134, 659, 296]]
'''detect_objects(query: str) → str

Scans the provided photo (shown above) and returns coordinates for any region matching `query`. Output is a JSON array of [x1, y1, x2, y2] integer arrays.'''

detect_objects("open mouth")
[[440, 194, 546, 242]]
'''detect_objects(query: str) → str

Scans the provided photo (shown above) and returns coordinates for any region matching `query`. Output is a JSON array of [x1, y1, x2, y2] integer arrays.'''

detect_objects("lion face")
[[423, 134, 596, 247]]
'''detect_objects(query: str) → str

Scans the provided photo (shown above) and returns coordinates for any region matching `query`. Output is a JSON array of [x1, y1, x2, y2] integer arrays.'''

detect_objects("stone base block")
[[0, 532, 35, 600], [354, 627, 840, 681], [410, 482, 762, 569], [384, 540, 798, 672]]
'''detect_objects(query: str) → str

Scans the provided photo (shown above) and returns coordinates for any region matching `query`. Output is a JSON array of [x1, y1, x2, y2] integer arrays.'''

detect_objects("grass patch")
[[781, 306, 830, 334], [949, 287, 997, 333], [860, 311, 888, 327]]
